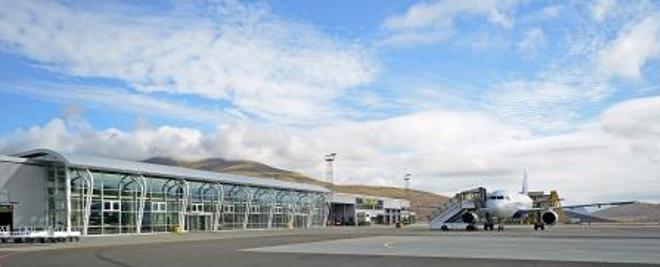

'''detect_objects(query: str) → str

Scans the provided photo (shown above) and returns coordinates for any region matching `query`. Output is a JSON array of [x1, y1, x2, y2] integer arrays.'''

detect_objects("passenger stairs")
[[429, 187, 487, 230]]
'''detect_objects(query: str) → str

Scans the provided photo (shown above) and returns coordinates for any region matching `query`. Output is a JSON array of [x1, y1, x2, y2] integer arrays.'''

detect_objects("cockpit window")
[[497, 196, 504, 199]]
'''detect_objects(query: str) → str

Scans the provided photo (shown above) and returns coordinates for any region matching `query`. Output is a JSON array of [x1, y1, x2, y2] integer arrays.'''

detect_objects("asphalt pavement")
[[1, 224, 659, 267]]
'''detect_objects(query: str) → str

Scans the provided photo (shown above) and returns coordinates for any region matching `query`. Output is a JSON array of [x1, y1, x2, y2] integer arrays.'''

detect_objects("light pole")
[[325, 153, 337, 186], [404, 173, 411, 191]]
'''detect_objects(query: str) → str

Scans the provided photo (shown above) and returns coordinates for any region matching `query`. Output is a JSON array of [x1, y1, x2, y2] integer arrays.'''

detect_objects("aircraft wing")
[[555, 201, 637, 210], [511, 201, 637, 218], [515, 201, 637, 214]]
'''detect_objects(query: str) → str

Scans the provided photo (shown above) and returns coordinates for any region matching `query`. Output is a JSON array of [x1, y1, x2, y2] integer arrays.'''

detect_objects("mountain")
[[592, 203, 660, 222], [143, 157, 448, 221], [144, 157, 325, 186]]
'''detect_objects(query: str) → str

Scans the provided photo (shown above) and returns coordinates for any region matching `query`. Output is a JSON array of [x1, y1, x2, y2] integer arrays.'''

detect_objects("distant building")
[[328, 193, 415, 226]]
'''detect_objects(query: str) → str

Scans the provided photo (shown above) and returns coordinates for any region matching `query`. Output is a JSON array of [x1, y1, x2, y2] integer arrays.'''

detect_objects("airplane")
[[459, 168, 637, 231]]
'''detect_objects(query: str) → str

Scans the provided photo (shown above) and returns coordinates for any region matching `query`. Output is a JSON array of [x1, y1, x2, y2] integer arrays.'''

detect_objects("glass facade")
[[46, 163, 67, 229], [61, 168, 328, 235]]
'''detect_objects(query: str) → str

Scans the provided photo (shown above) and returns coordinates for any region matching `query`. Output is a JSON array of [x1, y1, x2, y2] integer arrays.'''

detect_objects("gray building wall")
[[0, 157, 48, 227]]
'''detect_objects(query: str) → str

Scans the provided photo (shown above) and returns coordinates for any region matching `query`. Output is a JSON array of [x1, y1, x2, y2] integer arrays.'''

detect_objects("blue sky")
[[0, 0, 659, 202]]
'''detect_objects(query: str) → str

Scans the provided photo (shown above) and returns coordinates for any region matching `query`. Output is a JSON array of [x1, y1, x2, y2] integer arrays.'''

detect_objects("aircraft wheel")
[[440, 225, 449, 231], [466, 225, 476, 231], [534, 224, 539, 231], [540, 224, 545, 231]]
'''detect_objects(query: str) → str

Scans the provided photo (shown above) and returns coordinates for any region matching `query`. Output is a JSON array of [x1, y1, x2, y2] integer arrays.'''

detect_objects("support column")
[[136, 175, 147, 234], [213, 184, 224, 231], [389, 209, 393, 225], [267, 190, 275, 229], [288, 192, 297, 229], [306, 194, 313, 229], [64, 166, 72, 233], [81, 169, 95, 235], [180, 180, 189, 232], [242, 187, 253, 230], [322, 194, 329, 228]]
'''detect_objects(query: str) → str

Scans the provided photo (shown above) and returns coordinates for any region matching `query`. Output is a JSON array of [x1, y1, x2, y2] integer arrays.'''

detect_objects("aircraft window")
[[488, 196, 496, 200]]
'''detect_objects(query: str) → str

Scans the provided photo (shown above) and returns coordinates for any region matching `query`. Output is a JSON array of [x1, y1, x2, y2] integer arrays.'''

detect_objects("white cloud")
[[3, 96, 660, 202], [0, 118, 209, 161], [596, 15, 660, 80], [1, 83, 235, 124], [540, 5, 562, 19], [517, 28, 546, 55], [592, 0, 617, 22], [601, 96, 660, 149], [380, 0, 520, 45], [0, 1, 378, 123], [488, 79, 609, 131]]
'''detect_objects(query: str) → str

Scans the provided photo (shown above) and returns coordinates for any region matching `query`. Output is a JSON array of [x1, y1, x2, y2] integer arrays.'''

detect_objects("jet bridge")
[[429, 187, 487, 231]]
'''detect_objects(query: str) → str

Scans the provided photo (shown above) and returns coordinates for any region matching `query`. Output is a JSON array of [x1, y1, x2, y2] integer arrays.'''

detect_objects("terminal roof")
[[13, 149, 329, 193]]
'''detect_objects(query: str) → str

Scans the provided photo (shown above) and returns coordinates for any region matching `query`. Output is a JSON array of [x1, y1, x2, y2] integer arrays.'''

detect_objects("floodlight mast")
[[404, 173, 411, 191], [325, 153, 337, 186]]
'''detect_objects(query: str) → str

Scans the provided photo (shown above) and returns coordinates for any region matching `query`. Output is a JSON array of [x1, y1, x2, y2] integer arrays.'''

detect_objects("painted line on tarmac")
[[0, 251, 21, 267], [94, 248, 135, 267]]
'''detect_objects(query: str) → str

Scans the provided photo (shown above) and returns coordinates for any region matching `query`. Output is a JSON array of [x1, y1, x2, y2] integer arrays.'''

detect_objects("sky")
[[0, 0, 659, 203]]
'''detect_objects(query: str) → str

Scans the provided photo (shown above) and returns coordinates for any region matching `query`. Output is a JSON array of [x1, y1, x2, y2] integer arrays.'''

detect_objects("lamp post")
[[325, 153, 337, 186], [404, 173, 411, 191]]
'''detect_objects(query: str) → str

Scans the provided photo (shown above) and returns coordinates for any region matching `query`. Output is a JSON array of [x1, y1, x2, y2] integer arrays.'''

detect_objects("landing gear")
[[466, 224, 477, 231], [534, 223, 546, 231], [483, 213, 495, 231], [493, 217, 504, 231], [440, 225, 449, 231]]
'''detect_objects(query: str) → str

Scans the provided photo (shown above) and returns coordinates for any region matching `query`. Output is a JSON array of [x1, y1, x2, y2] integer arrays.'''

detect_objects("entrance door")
[[0, 205, 13, 231], [187, 215, 211, 232]]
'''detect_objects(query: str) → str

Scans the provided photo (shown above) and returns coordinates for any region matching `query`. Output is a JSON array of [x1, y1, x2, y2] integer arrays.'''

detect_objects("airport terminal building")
[[329, 193, 415, 226], [0, 149, 329, 235]]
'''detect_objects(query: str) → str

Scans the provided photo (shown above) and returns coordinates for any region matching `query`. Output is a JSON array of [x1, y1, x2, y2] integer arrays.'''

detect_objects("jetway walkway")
[[429, 187, 487, 230]]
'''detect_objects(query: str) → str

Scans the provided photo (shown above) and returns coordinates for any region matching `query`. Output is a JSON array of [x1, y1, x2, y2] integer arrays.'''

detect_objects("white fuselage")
[[483, 189, 533, 220]]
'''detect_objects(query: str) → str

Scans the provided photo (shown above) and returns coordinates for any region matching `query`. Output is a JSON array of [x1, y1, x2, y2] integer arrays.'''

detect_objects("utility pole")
[[402, 173, 412, 225], [404, 173, 411, 191], [325, 153, 337, 186]]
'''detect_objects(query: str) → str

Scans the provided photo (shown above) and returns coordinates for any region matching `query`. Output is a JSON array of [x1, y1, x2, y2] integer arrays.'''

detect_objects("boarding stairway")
[[429, 187, 487, 230]]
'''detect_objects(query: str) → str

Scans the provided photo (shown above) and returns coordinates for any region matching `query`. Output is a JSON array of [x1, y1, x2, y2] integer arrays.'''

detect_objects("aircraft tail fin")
[[522, 166, 529, 195]]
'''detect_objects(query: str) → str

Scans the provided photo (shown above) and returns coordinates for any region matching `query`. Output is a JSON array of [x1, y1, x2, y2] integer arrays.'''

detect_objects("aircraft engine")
[[541, 210, 558, 225], [461, 212, 479, 224]]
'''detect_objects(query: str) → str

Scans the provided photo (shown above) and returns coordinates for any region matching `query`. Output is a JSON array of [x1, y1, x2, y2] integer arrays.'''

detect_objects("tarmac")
[[1, 223, 659, 267]]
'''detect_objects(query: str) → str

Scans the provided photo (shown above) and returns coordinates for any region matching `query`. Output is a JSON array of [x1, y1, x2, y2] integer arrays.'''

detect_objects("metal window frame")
[[117, 174, 147, 234], [70, 168, 95, 235], [199, 182, 223, 231], [162, 179, 190, 232]]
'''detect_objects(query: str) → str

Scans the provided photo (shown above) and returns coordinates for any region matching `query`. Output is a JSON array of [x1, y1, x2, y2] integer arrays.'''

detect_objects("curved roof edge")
[[13, 149, 329, 193]]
